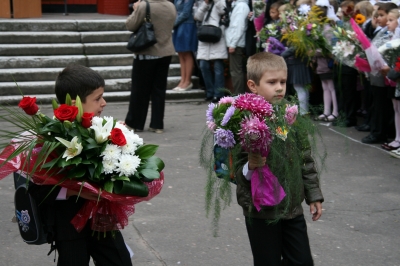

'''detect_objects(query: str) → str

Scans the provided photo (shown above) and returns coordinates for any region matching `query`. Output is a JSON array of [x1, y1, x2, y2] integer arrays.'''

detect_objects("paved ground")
[[0, 100, 399, 266]]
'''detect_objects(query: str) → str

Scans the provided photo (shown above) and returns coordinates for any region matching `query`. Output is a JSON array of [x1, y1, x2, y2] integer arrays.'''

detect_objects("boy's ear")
[[247, 80, 258, 94], [71, 99, 76, 106]]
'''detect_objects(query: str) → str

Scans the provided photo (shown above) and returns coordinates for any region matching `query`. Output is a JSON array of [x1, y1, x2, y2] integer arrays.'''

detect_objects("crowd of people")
[[158, 0, 400, 159]]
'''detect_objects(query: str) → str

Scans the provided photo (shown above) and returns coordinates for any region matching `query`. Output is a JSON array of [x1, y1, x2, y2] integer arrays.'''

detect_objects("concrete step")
[[0, 64, 182, 82], [0, 89, 205, 105], [0, 54, 179, 69], [0, 43, 130, 56], [0, 31, 130, 44], [0, 76, 199, 96], [0, 20, 126, 32]]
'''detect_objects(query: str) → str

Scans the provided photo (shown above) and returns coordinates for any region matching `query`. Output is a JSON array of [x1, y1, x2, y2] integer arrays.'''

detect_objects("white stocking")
[[293, 84, 309, 115], [321, 79, 338, 117]]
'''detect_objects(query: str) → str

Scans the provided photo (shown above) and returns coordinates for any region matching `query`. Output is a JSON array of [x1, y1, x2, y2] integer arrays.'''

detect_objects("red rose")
[[81, 112, 94, 128], [110, 128, 127, 146], [18, 96, 39, 115], [54, 104, 79, 122]]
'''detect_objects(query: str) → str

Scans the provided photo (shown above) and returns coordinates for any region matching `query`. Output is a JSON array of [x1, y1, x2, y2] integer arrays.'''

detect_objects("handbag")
[[126, 0, 157, 52], [197, 2, 222, 43]]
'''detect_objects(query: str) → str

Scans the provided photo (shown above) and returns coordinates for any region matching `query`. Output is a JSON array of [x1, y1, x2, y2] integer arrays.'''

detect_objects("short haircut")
[[55, 64, 105, 104], [388, 8, 400, 18], [247, 52, 287, 85], [377, 2, 398, 13], [355, 1, 374, 18]]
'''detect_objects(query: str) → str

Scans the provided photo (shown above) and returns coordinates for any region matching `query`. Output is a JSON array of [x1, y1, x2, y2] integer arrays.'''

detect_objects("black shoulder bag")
[[197, 2, 222, 43], [126, 0, 157, 52]]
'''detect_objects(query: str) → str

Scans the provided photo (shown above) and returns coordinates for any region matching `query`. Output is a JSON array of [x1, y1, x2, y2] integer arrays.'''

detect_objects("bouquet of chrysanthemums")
[[201, 94, 299, 234], [0, 95, 164, 232]]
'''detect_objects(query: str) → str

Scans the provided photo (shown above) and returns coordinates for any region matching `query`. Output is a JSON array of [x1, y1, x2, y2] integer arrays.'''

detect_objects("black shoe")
[[355, 124, 371, 132], [361, 135, 386, 144], [211, 97, 220, 103], [205, 96, 213, 101]]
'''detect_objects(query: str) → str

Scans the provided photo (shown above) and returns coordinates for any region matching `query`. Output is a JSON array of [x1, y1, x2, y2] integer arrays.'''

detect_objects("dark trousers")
[[370, 85, 391, 139], [125, 56, 172, 130], [245, 215, 313, 266], [229, 47, 246, 95], [56, 230, 132, 266], [337, 74, 358, 125]]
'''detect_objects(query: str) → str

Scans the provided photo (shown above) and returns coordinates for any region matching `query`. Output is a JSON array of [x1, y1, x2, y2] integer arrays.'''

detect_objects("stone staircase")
[[0, 19, 203, 104]]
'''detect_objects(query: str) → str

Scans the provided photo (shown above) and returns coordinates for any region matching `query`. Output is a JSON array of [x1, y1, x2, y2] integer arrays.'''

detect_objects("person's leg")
[[387, 99, 400, 147], [89, 230, 132, 266], [56, 239, 90, 266], [281, 215, 314, 266], [149, 56, 172, 130], [340, 74, 358, 126], [182, 51, 194, 88], [229, 47, 245, 95], [125, 58, 152, 131], [370, 86, 390, 139], [245, 217, 283, 266], [293, 84, 309, 115], [213, 59, 225, 99], [199, 60, 214, 99], [177, 52, 186, 88], [321, 79, 338, 117]]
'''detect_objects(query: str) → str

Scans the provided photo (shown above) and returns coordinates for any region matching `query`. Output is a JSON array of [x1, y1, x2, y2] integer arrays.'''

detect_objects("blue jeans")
[[199, 59, 225, 98]]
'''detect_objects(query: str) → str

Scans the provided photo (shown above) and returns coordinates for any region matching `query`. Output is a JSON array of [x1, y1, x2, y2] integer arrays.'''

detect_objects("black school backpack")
[[13, 172, 54, 245]]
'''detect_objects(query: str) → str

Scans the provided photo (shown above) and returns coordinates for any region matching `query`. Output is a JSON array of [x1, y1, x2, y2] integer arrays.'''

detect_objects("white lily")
[[90, 116, 114, 143], [55, 136, 83, 161]]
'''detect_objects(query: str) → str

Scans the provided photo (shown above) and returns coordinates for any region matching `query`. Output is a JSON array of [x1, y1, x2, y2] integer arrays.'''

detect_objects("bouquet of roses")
[[203, 94, 298, 221], [0, 95, 164, 232]]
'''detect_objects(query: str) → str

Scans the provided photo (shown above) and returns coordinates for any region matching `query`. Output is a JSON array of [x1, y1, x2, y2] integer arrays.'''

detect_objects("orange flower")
[[354, 14, 366, 25]]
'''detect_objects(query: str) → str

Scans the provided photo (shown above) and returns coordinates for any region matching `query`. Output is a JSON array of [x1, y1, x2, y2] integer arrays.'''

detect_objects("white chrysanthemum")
[[121, 137, 138, 154], [101, 144, 122, 161], [116, 154, 141, 176], [130, 133, 143, 146], [102, 159, 118, 174]]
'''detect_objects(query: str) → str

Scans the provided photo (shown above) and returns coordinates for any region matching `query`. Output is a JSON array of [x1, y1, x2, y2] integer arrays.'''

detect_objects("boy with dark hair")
[[30, 64, 132, 266], [237, 52, 324, 266]]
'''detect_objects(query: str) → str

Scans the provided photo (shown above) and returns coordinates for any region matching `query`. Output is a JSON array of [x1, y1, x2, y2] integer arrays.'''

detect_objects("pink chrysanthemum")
[[218, 96, 235, 105], [233, 93, 274, 117], [285, 105, 298, 125], [238, 115, 272, 157]]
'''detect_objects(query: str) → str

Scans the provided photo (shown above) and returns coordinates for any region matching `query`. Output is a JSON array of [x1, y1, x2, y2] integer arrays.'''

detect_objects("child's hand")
[[380, 65, 390, 77], [248, 153, 266, 170], [309, 201, 322, 221]]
